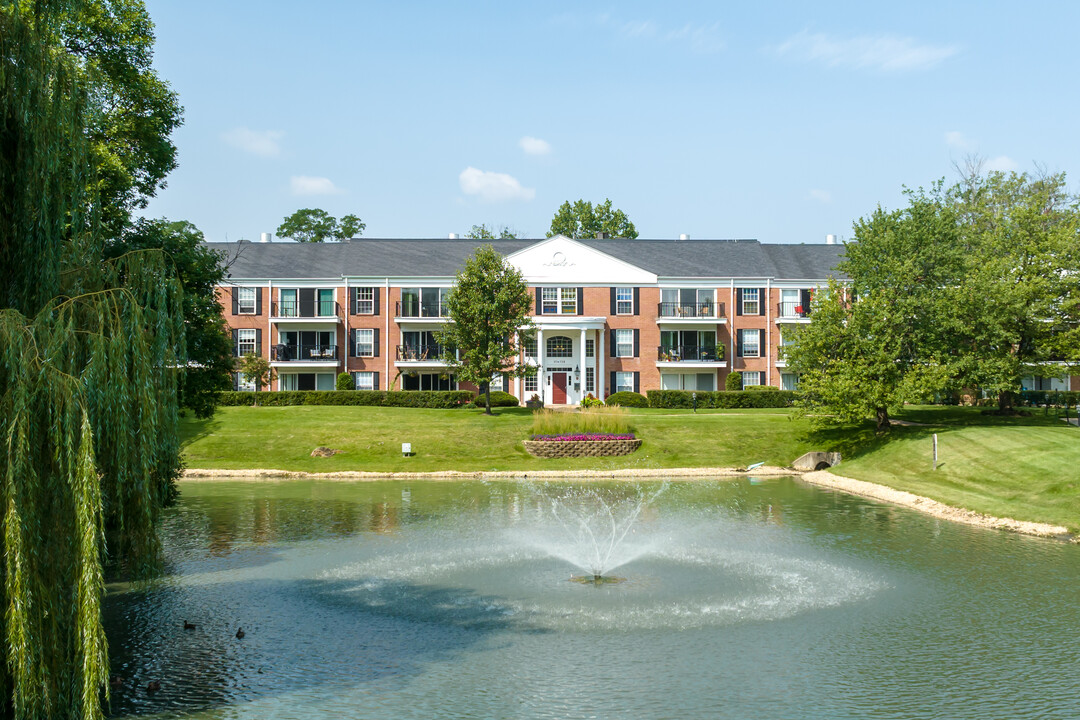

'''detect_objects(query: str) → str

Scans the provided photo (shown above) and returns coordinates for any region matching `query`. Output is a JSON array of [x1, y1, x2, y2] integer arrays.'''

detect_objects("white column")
[[598, 328, 605, 398], [537, 327, 545, 402], [579, 327, 587, 401], [765, 279, 772, 387]]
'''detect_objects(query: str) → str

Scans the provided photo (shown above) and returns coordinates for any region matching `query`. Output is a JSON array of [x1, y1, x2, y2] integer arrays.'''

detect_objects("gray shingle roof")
[[208, 238, 847, 281]]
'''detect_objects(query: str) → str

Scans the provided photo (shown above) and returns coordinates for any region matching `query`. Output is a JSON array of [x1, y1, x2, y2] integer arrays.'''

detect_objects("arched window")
[[546, 336, 573, 358]]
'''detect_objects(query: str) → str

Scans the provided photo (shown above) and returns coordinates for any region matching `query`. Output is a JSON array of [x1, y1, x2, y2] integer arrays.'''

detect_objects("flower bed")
[[530, 433, 636, 442], [523, 433, 642, 458]]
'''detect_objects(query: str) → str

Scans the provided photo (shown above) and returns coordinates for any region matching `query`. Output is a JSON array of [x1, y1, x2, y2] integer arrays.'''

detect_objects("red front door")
[[552, 372, 567, 404]]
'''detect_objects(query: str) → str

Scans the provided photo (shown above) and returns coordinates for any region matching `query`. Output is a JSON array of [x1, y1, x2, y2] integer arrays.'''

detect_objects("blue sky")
[[141, 1, 1080, 243]]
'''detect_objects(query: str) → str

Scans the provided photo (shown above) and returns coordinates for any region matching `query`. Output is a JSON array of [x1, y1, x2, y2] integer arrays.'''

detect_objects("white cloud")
[[945, 131, 975, 150], [221, 127, 284, 157], [774, 30, 958, 72], [519, 136, 552, 156], [290, 175, 343, 196], [984, 155, 1019, 172], [661, 22, 726, 54], [459, 167, 535, 202], [809, 189, 832, 204]]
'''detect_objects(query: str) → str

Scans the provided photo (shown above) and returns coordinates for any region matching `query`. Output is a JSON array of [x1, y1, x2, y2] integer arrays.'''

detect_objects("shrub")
[[336, 372, 354, 390], [470, 390, 520, 408], [725, 371, 742, 391], [647, 389, 796, 409], [579, 393, 603, 408], [605, 391, 649, 408], [216, 390, 473, 408], [531, 407, 631, 436]]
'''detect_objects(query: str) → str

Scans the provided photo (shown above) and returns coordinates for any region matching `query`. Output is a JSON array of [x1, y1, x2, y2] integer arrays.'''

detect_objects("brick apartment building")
[[213, 234, 848, 403]]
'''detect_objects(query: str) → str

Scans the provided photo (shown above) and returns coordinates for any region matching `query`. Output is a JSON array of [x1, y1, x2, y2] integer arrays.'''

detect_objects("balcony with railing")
[[656, 301, 724, 321], [271, 300, 341, 320], [657, 344, 725, 364], [271, 344, 340, 362], [395, 301, 449, 320], [777, 301, 810, 321], [395, 344, 457, 364]]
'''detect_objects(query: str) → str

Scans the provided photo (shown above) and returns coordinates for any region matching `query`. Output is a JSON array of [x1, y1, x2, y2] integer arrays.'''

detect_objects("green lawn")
[[179, 404, 1080, 530], [179, 406, 820, 474]]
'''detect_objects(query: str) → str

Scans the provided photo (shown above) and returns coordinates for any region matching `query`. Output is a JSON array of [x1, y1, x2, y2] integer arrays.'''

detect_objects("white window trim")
[[616, 371, 635, 394], [353, 371, 375, 390], [615, 329, 633, 358], [237, 287, 256, 314], [742, 371, 762, 387], [355, 328, 374, 357], [616, 287, 633, 315], [741, 288, 760, 316], [237, 328, 256, 356], [740, 329, 760, 358], [356, 287, 374, 315]]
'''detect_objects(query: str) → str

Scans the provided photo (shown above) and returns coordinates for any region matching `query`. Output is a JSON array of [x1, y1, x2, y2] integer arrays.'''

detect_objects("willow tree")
[[1, 2, 184, 718]]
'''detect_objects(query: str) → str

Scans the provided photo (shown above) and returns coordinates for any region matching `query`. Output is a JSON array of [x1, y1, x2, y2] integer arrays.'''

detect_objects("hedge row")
[[218, 390, 474, 408], [470, 391, 521, 408], [646, 389, 796, 409], [605, 391, 650, 408]]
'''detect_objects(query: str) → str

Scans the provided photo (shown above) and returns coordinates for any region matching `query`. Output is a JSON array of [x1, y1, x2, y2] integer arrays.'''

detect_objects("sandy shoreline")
[[181, 466, 1075, 542], [801, 470, 1074, 541]]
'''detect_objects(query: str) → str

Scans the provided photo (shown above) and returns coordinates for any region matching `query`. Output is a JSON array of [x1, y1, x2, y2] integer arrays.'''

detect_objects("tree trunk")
[[484, 386, 492, 415], [998, 389, 1014, 412], [875, 406, 891, 432]]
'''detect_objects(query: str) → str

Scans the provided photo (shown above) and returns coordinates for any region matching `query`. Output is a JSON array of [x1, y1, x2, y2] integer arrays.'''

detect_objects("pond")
[[104, 478, 1080, 719]]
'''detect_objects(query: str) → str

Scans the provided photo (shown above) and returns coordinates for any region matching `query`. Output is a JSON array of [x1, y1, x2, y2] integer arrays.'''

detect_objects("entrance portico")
[[529, 316, 607, 405]]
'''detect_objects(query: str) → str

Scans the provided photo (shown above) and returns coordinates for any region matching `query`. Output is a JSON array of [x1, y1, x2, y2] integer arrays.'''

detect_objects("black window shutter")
[[231, 287, 238, 315], [610, 330, 617, 357], [577, 287, 584, 315], [255, 329, 262, 357], [255, 287, 263, 315], [633, 287, 640, 316], [759, 329, 765, 355], [535, 288, 541, 314], [373, 288, 380, 316], [232, 372, 239, 391], [349, 287, 356, 315], [760, 288, 767, 315], [800, 289, 811, 312], [348, 329, 355, 357], [633, 372, 640, 394], [610, 371, 617, 394], [610, 287, 617, 315], [735, 289, 743, 316], [633, 329, 640, 358], [373, 328, 380, 357], [373, 371, 379, 390], [737, 330, 744, 357], [232, 329, 239, 357]]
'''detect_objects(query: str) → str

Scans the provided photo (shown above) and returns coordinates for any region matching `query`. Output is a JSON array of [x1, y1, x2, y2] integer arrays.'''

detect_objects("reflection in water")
[[103, 479, 1080, 720]]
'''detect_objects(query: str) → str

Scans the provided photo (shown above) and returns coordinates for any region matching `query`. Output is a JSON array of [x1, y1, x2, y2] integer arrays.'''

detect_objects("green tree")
[[109, 219, 233, 418], [435, 246, 535, 414], [239, 353, 274, 393], [786, 189, 963, 431], [276, 208, 365, 242], [547, 198, 638, 239], [949, 169, 1080, 411], [338, 213, 367, 238], [465, 223, 518, 239], [1, 3, 185, 717]]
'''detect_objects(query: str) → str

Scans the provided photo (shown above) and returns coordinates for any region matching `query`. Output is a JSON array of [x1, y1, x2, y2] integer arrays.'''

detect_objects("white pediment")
[[506, 236, 657, 285]]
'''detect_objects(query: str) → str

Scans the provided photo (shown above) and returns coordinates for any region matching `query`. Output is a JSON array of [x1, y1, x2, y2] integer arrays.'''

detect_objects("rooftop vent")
[[259, 232, 272, 243], [679, 233, 690, 241], [826, 234, 837, 245], [448, 233, 458, 239], [596, 231, 610, 239]]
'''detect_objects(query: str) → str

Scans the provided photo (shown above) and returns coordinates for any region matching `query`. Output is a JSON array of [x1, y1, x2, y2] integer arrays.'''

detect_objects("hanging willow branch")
[[1, 2, 187, 718]]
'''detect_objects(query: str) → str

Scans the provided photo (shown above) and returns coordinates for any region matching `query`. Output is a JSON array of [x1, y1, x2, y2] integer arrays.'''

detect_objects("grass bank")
[[179, 406, 815, 474], [179, 405, 1080, 530]]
